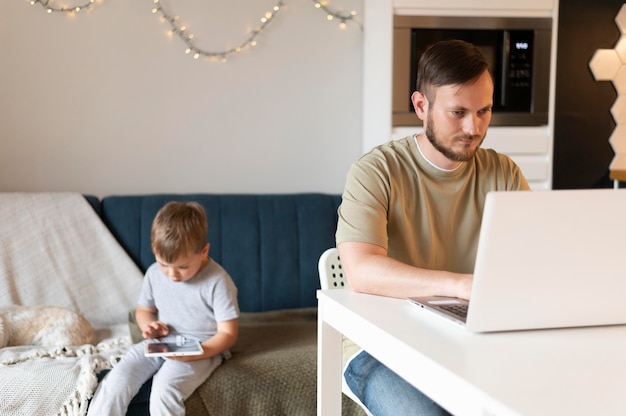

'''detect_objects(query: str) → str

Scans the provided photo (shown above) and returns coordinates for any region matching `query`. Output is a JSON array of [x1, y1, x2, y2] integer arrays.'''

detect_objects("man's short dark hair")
[[416, 39, 492, 102]]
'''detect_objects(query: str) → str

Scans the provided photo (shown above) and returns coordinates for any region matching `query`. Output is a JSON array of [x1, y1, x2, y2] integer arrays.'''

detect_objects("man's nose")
[[463, 114, 482, 136]]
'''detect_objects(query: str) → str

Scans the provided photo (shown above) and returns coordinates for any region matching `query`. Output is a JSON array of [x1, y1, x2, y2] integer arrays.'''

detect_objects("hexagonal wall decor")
[[589, 49, 621, 80], [611, 95, 626, 123], [589, 3, 626, 179], [612, 66, 626, 95], [610, 125, 626, 153]]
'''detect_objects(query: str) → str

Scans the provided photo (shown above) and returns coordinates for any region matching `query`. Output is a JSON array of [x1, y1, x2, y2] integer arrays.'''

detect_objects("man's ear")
[[411, 91, 428, 121]]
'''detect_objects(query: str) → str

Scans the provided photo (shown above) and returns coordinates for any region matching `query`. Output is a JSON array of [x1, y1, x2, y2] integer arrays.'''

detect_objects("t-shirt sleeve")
[[211, 274, 240, 323], [137, 266, 156, 308], [336, 157, 390, 250]]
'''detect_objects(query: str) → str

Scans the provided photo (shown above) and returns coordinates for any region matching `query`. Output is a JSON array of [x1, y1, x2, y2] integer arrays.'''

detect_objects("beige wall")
[[0, 0, 363, 197]]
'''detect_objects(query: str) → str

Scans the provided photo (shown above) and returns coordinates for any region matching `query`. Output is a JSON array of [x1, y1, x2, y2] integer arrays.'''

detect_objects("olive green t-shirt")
[[336, 135, 530, 274]]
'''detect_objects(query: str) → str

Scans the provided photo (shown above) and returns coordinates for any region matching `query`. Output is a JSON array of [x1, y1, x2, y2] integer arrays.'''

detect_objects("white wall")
[[0, 0, 363, 197]]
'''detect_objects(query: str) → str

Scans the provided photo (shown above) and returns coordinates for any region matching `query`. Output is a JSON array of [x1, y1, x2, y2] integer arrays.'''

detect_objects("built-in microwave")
[[393, 15, 552, 127]]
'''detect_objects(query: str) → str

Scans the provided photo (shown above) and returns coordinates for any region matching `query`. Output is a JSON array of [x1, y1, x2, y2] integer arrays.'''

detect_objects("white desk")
[[317, 289, 626, 415]]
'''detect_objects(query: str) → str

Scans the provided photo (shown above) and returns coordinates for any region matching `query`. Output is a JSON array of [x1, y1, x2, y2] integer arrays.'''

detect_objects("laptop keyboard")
[[439, 303, 468, 318]]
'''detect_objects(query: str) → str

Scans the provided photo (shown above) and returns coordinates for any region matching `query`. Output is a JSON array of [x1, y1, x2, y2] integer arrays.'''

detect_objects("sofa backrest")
[[99, 193, 341, 313]]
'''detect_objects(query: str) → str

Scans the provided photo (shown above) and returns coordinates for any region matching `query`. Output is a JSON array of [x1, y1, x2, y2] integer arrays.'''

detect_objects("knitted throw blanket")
[[0, 337, 130, 416], [0, 193, 146, 415]]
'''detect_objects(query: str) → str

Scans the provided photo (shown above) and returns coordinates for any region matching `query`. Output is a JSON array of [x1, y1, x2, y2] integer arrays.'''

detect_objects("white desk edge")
[[317, 289, 626, 416]]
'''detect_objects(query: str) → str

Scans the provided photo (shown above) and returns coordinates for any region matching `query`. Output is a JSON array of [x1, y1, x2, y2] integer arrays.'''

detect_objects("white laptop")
[[408, 188, 626, 332]]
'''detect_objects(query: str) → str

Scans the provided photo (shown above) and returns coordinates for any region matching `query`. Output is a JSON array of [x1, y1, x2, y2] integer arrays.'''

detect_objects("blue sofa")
[[88, 193, 364, 416]]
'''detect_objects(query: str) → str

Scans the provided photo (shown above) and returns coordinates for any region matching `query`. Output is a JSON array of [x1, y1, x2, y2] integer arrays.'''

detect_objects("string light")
[[151, 0, 285, 62], [312, 0, 360, 30], [26, 0, 361, 60], [29, 0, 97, 14]]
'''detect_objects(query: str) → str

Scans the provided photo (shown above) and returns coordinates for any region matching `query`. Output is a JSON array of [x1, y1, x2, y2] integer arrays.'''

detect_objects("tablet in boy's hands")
[[145, 336, 203, 357]]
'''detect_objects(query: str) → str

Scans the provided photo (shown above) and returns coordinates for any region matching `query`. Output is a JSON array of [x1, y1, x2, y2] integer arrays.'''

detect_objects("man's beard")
[[424, 112, 485, 162]]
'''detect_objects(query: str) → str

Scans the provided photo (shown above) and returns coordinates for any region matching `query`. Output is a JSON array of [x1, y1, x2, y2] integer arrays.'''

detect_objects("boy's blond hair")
[[151, 201, 208, 263]]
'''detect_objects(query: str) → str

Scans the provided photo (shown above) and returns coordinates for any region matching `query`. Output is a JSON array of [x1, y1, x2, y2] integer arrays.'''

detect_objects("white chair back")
[[317, 247, 373, 415], [318, 247, 348, 290]]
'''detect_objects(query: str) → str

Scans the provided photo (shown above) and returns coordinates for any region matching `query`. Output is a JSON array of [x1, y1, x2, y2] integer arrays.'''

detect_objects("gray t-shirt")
[[138, 257, 239, 342]]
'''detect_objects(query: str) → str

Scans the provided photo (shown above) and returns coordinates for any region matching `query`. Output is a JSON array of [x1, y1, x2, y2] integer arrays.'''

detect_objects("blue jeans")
[[344, 350, 451, 416]]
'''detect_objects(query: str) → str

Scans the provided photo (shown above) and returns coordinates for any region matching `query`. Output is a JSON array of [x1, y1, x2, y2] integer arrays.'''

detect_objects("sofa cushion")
[[101, 194, 341, 312], [127, 308, 366, 416]]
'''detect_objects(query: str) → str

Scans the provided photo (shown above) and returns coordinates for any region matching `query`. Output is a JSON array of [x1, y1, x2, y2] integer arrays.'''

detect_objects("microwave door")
[[500, 30, 511, 109]]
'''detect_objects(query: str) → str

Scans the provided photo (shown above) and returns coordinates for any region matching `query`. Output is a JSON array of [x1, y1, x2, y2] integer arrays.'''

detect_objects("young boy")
[[88, 201, 239, 416]]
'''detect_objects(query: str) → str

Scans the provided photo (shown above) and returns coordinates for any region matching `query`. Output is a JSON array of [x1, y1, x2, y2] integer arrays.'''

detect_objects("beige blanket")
[[0, 336, 130, 416], [0, 192, 144, 325], [0, 192, 146, 415]]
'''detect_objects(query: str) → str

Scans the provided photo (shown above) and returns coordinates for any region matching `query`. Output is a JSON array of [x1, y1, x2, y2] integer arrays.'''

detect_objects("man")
[[336, 40, 530, 415]]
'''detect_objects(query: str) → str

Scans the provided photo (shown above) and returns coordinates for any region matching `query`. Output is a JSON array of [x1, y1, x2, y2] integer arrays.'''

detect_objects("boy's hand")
[[142, 321, 169, 339], [168, 319, 238, 362]]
